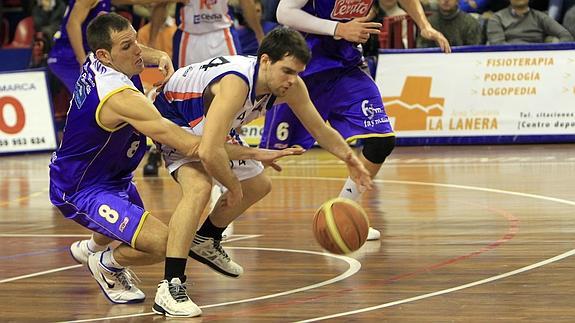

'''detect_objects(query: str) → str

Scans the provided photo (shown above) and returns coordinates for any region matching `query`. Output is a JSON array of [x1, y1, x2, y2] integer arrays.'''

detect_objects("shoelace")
[[169, 282, 190, 303], [212, 239, 231, 261], [113, 267, 141, 290]]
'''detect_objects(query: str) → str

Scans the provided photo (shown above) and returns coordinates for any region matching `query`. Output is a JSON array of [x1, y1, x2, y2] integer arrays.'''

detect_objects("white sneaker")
[[152, 277, 202, 317], [87, 251, 145, 304], [189, 235, 243, 278], [367, 227, 381, 241], [70, 240, 91, 265]]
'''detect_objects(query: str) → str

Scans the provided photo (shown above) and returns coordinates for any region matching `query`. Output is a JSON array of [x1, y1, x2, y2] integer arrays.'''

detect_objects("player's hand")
[[420, 27, 451, 53], [344, 151, 373, 192], [154, 53, 175, 88], [261, 160, 284, 172], [334, 16, 381, 43], [252, 147, 305, 165]]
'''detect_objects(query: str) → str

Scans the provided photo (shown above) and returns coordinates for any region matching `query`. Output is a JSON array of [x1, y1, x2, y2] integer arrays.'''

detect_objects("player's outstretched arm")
[[67, 0, 97, 65], [399, 0, 451, 53], [280, 78, 373, 191], [99, 89, 282, 162]]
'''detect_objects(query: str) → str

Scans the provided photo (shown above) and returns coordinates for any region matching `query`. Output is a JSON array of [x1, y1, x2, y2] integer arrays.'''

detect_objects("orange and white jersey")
[[177, 0, 233, 34], [158, 55, 275, 132], [154, 55, 274, 177]]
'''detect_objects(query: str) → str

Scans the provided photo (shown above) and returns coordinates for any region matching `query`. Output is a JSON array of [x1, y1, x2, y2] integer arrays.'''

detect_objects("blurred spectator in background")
[[417, 0, 482, 47], [487, 0, 573, 44], [420, 0, 438, 12], [261, 0, 279, 22], [0, 1, 4, 45], [236, 0, 277, 55], [459, 0, 509, 14], [31, 0, 66, 52], [137, 3, 176, 57], [562, 4, 575, 36]]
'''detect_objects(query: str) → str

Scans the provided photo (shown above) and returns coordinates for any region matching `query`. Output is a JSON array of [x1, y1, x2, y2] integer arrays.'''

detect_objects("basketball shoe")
[[87, 251, 145, 304], [367, 227, 381, 241], [152, 276, 202, 317], [70, 240, 92, 264], [189, 234, 243, 278]]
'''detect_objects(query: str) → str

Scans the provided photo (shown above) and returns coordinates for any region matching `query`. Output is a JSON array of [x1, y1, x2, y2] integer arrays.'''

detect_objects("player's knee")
[[362, 136, 396, 164], [251, 174, 272, 199]]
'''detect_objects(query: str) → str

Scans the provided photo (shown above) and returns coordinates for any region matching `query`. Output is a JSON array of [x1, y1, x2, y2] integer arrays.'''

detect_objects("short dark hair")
[[257, 27, 311, 65], [87, 13, 132, 52]]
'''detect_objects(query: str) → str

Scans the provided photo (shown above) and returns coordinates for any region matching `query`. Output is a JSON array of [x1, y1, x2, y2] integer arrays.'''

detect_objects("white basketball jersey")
[[162, 55, 274, 130], [178, 0, 233, 34]]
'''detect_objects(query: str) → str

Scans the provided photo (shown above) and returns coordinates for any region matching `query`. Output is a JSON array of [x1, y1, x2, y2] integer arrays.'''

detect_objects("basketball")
[[313, 197, 370, 254]]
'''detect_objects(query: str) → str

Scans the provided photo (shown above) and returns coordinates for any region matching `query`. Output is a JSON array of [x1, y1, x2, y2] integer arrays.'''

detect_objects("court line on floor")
[[281, 177, 575, 322], [296, 248, 575, 322], [0, 235, 260, 284], [0, 264, 82, 284], [61, 248, 361, 323]]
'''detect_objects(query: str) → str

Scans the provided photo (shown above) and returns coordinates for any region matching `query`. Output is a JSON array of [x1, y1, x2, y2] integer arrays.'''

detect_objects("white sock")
[[101, 249, 123, 270], [339, 177, 362, 201], [87, 236, 108, 253]]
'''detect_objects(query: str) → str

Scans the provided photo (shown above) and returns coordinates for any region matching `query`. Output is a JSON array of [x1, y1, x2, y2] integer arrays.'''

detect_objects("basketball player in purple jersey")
[[260, 0, 451, 240], [47, 0, 184, 93], [50, 13, 300, 317]]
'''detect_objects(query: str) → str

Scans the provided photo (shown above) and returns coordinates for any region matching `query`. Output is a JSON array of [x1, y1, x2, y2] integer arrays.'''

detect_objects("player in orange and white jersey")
[[173, 0, 264, 67]]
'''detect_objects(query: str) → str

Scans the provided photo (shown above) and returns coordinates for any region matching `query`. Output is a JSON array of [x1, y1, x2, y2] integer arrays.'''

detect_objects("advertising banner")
[[0, 70, 57, 154], [376, 48, 575, 143]]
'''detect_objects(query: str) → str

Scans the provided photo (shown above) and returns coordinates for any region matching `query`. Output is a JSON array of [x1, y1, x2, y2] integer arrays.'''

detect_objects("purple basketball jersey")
[[300, 0, 374, 76], [49, 54, 149, 246]]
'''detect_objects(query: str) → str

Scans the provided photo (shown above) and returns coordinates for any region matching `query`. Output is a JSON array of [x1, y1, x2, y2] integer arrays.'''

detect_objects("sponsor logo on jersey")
[[331, 0, 372, 20], [361, 99, 382, 120], [119, 217, 130, 232], [193, 13, 223, 24]]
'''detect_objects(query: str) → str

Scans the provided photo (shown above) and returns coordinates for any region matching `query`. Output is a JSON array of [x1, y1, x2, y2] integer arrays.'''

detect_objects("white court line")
[[0, 264, 82, 284], [266, 177, 575, 322], [0, 234, 91, 238], [61, 248, 361, 323], [0, 235, 259, 285], [0, 234, 260, 240], [296, 248, 575, 323]]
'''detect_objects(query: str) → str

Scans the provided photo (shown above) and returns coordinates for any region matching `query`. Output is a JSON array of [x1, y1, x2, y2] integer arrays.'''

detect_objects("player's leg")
[[190, 160, 270, 278], [323, 68, 396, 240], [152, 161, 211, 317], [50, 182, 167, 304]]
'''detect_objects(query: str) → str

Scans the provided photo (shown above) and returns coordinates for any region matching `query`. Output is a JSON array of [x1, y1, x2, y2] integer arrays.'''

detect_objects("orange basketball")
[[313, 197, 370, 254]]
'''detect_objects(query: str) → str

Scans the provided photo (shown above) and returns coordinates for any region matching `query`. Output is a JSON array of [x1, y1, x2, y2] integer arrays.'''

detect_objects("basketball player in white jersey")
[[173, 0, 264, 67], [152, 28, 372, 305], [144, 0, 265, 213]]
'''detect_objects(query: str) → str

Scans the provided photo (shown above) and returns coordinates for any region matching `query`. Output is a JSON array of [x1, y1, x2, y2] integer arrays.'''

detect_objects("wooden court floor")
[[1, 144, 575, 322]]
